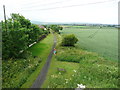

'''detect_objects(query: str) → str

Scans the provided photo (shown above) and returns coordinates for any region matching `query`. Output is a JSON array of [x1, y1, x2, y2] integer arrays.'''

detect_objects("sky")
[[0, 0, 119, 24]]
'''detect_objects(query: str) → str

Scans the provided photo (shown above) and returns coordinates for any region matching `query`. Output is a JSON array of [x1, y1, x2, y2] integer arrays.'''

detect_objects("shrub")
[[49, 25, 63, 34], [61, 34, 78, 46]]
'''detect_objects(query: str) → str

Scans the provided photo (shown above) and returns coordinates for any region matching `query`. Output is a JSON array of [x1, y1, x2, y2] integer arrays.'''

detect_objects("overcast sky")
[[0, 0, 119, 24]]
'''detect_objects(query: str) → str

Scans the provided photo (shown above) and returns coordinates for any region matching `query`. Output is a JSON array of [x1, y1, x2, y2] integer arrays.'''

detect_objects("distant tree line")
[[49, 25, 63, 34]]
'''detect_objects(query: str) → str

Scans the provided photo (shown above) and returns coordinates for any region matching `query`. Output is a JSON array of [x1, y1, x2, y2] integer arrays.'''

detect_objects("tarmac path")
[[31, 34, 57, 88]]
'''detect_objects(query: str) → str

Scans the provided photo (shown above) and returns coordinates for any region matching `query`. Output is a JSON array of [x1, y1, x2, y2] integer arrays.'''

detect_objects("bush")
[[61, 34, 78, 46], [49, 25, 63, 33]]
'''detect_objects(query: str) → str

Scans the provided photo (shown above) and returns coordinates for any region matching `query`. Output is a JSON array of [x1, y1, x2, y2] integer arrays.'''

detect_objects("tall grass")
[[44, 47, 118, 88], [56, 47, 97, 63]]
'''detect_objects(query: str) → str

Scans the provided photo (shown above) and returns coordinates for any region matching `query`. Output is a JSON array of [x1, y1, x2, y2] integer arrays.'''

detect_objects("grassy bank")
[[42, 33, 118, 88], [2, 34, 54, 88]]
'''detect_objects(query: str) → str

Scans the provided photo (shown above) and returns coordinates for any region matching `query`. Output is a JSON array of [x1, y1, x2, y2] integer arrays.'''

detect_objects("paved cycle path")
[[31, 34, 57, 88]]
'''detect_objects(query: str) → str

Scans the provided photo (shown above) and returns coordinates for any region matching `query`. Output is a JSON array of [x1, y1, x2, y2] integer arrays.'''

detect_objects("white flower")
[[59, 72, 61, 74], [97, 65, 100, 67], [51, 75, 54, 78], [73, 70, 77, 72], [51, 75, 58, 78], [77, 84, 85, 88], [28, 65, 32, 68], [66, 81, 68, 83]]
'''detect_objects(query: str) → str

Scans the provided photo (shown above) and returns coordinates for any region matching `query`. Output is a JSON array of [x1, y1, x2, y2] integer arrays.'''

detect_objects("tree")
[[2, 13, 49, 60], [61, 34, 78, 46], [50, 25, 63, 33], [11, 13, 31, 29]]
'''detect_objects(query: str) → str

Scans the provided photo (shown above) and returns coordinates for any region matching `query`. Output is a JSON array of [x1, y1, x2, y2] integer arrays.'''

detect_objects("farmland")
[[2, 15, 119, 88], [61, 26, 118, 61], [42, 33, 118, 88]]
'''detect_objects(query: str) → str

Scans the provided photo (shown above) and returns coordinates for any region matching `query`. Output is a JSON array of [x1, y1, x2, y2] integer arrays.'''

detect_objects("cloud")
[[0, 0, 118, 24]]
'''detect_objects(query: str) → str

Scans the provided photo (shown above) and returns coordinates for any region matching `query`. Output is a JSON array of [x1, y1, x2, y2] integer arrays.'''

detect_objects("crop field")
[[61, 26, 118, 61]]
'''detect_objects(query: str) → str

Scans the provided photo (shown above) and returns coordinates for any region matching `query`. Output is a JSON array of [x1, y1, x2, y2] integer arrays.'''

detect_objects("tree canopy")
[[49, 25, 63, 33], [2, 13, 49, 59]]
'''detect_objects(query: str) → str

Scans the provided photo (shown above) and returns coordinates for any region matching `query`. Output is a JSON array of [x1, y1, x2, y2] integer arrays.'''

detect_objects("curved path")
[[31, 34, 57, 88]]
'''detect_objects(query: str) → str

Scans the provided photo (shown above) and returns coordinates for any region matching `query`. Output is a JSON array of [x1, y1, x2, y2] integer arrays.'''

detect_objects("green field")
[[42, 33, 118, 88], [61, 26, 118, 61]]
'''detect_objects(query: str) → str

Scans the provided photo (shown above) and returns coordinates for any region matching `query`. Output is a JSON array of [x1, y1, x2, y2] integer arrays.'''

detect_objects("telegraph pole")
[[3, 5, 7, 31]]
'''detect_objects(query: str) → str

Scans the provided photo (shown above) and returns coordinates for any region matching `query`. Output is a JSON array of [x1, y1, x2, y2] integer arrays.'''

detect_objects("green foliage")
[[2, 34, 54, 88], [42, 33, 118, 88], [2, 13, 49, 60], [2, 31, 28, 59], [49, 25, 63, 33], [43, 46, 118, 88], [61, 34, 78, 46], [66, 58, 118, 88], [11, 13, 31, 29], [2, 56, 41, 88], [48, 74, 66, 88], [56, 47, 97, 63]]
